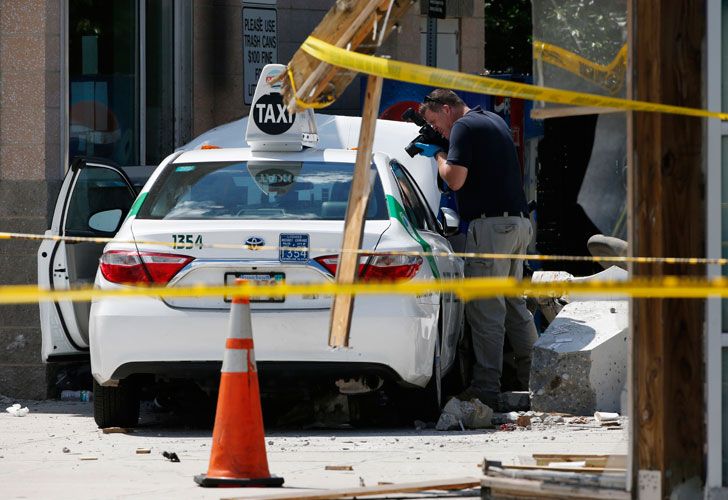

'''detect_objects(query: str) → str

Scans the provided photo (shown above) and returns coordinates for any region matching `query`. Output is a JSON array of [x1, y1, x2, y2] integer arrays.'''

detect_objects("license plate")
[[279, 233, 309, 262], [225, 272, 285, 303]]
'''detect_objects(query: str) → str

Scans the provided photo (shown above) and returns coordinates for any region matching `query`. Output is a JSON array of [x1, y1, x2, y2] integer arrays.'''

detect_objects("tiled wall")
[[0, 0, 63, 398]]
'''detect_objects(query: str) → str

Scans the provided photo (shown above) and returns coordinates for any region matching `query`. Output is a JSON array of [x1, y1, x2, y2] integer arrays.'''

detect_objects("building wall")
[[0, 0, 62, 399]]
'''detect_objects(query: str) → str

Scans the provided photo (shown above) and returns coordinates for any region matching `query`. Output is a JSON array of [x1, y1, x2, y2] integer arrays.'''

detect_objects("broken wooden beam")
[[224, 476, 480, 500], [328, 74, 383, 348], [281, 0, 414, 113], [481, 476, 630, 500], [532, 454, 627, 469]]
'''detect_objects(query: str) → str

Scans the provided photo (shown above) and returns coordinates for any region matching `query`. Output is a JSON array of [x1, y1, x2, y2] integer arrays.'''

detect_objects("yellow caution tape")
[[0, 276, 727, 305], [286, 66, 335, 110], [2, 230, 722, 267], [298, 36, 728, 120], [533, 40, 627, 95]]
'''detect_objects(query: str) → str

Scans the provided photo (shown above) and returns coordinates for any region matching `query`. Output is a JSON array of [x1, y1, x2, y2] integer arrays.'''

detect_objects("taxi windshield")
[[136, 160, 388, 220]]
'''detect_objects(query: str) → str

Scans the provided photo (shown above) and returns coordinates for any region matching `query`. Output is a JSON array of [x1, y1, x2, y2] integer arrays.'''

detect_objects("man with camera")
[[415, 89, 537, 411]]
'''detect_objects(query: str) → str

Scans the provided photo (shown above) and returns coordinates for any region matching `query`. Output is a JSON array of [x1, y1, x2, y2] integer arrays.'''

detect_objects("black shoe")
[[455, 387, 504, 411]]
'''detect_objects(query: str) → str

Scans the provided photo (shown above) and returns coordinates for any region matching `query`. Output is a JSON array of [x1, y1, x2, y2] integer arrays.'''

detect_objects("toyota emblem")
[[244, 236, 265, 250]]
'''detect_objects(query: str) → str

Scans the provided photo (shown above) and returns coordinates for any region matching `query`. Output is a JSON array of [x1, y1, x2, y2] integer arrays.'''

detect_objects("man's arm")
[[434, 151, 468, 190]]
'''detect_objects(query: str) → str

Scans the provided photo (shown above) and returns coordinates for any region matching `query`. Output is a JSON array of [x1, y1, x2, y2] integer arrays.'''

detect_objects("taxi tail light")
[[100, 250, 193, 285], [314, 254, 422, 281]]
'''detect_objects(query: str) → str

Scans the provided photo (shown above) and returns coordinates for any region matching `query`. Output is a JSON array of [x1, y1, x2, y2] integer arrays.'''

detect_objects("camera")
[[401, 108, 449, 158]]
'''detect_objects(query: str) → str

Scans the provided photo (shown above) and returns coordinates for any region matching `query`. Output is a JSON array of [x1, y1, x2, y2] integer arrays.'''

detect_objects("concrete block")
[[530, 300, 628, 415]]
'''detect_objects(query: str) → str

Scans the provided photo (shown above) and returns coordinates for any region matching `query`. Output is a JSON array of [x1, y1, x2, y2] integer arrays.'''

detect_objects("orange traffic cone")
[[195, 282, 284, 487]]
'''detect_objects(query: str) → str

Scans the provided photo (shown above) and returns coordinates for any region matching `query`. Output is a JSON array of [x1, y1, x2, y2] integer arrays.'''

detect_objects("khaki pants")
[[464, 215, 538, 393]]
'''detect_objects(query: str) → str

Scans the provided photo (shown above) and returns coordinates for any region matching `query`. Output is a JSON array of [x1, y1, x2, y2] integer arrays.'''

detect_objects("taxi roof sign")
[[245, 64, 318, 152]]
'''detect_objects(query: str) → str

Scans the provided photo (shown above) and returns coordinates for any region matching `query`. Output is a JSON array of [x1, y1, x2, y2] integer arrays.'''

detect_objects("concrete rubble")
[[436, 398, 493, 430], [529, 266, 629, 416]]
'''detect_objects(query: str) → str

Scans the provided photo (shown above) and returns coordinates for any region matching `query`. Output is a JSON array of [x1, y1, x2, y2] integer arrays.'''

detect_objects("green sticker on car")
[[386, 195, 439, 278], [126, 191, 148, 220]]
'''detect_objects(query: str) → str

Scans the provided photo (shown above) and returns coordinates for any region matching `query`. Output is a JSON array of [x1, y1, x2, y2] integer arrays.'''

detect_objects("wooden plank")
[[532, 454, 627, 469], [629, 0, 706, 495], [502, 465, 626, 474], [481, 476, 630, 500], [328, 74, 383, 348], [282, 0, 413, 112], [223, 476, 481, 500], [530, 106, 624, 120]]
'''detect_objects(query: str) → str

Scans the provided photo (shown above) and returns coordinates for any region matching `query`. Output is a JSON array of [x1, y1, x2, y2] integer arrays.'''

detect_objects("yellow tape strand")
[[286, 66, 335, 110], [2, 230, 722, 267], [298, 36, 728, 120], [533, 41, 627, 94], [1, 277, 728, 305]]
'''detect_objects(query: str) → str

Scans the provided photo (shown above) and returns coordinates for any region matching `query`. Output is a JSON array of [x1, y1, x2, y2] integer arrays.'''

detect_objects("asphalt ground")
[[1, 396, 627, 499]]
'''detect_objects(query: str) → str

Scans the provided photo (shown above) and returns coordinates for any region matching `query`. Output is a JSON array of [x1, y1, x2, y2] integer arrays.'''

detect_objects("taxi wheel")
[[93, 379, 140, 428]]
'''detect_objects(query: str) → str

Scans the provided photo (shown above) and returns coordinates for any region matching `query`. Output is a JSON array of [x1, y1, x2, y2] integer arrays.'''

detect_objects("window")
[[67, 0, 189, 167], [137, 161, 388, 221], [391, 161, 438, 232], [64, 166, 135, 236]]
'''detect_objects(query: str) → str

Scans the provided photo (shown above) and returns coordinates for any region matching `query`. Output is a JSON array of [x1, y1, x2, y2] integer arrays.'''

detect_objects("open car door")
[[38, 158, 136, 361]]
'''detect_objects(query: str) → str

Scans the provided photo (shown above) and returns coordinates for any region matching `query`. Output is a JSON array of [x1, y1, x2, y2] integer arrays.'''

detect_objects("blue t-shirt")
[[446, 106, 528, 222]]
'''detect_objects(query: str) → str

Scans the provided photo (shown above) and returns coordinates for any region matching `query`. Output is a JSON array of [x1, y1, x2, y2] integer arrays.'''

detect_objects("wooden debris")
[[135, 448, 151, 454], [533, 454, 627, 469], [327, 74, 383, 347], [501, 464, 625, 474], [481, 476, 630, 499], [325, 465, 353, 471], [79, 456, 98, 461], [101, 427, 130, 434], [281, 0, 413, 113], [223, 477, 480, 500], [482, 460, 626, 491]]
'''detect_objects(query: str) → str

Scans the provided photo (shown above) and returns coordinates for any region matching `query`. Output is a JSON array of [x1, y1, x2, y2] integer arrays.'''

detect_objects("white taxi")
[[38, 65, 464, 427]]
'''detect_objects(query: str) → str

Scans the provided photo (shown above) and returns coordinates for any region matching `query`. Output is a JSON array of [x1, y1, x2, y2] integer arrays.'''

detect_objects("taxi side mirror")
[[88, 208, 123, 234], [440, 207, 460, 236]]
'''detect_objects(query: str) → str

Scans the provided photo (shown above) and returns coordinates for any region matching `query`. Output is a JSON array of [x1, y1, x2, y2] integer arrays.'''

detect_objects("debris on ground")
[[413, 419, 427, 431], [594, 411, 620, 426], [516, 415, 532, 428], [325, 465, 353, 471], [499, 423, 517, 432], [79, 457, 97, 461], [570, 416, 590, 424], [162, 451, 180, 462], [436, 398, 493, 431], [5, 404, 29, 417], [62, 447, 70, 453], [102, 427, 131, 434], [135, 448, 151, 454]]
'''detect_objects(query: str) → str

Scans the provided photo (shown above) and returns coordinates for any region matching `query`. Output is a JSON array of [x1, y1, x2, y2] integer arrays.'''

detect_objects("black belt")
[[480, 211, 525, 218]]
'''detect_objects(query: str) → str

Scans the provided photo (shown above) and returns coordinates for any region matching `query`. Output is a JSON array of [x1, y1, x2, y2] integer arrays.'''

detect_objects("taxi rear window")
[[136, 161, 388, 220]]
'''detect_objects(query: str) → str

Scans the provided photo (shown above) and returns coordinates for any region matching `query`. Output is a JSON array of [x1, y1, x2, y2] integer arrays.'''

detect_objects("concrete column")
[[460, 0, 485, 74], [0, 0, 63, 398]]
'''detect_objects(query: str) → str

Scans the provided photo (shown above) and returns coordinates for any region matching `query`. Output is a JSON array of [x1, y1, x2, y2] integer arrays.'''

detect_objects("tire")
[[93, 379, 140, 428]]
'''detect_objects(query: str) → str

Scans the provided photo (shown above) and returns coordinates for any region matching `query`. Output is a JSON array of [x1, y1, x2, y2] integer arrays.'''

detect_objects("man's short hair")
[[419, 89, 465, 114]]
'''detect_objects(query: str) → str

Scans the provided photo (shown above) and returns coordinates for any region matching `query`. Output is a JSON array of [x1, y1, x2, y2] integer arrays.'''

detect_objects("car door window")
[[64, 165, 136, 236], [391, 161, 436, 232]]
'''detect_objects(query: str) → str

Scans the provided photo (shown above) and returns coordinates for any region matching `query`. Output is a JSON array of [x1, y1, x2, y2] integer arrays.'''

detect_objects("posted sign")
[[243, 6, 277, 105]]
